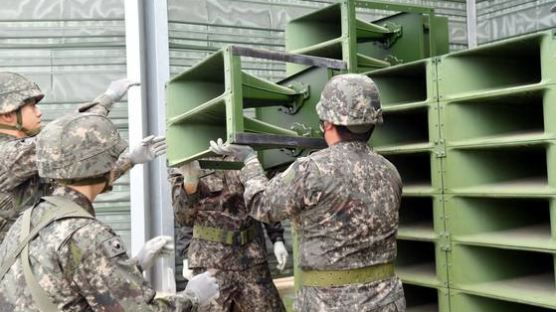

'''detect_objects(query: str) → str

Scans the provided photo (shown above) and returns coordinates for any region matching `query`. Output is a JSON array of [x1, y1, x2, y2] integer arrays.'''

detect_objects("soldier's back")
[[297, 140, 402, 270], [294, 140, 405, 311]]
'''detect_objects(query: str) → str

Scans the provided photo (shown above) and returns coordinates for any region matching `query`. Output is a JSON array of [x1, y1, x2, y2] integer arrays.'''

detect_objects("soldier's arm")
[[0, 137, 38, 191], [241, 157, 320, 224], [176, 224, 194, 259], [62, 221, 199, 312], [76, 93, 115, 116], [109, 153, 134, 182], [263, 221, 285, 244], [168, 168, 200, 226]]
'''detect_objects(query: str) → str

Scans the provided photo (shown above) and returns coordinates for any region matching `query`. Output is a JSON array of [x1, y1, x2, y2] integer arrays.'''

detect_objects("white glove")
[[128, 135, 167, 165], [273, 241, 288, 271], [184, 271, 220, 307], [180, 161, 201, 194], [209, 138, 256, 163], [103, 78, 140, 103], [132, 235, 174, 271], [182, 259, 194, 280]]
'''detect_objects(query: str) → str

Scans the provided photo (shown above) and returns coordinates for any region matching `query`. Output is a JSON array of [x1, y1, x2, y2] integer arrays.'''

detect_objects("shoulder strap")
[[21, 207, 59, 311], [0, 196, 95, 311]]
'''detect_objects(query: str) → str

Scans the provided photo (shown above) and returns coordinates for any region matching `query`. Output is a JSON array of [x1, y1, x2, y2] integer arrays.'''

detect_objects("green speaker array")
[[366, 58, 449, 312], [286, 0, 449, 75], [440, 30, 556, 311], [365, 29, 556, 311], [166, 46, 330, 169]]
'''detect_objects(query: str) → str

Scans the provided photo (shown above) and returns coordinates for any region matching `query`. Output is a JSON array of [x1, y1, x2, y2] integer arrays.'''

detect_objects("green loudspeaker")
[[286, 0, 449, 75], [166, 46, 336, 169]]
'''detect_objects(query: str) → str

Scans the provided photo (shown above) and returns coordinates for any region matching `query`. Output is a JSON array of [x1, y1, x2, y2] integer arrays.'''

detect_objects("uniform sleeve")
[[240, 157, 320, 224], [110, 154, 134, 182], [0, 137, 38, 191], [263, 222, 285, 244], [76, 94, 114, 116], [62, 222, 198, 312], [175, 224, 194, 259], [168, 168, 200, 228]]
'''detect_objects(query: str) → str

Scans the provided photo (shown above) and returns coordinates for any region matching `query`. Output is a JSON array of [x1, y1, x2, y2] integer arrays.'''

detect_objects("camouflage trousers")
[[193, 263, 286, 312], [294, 276, 405, 312]]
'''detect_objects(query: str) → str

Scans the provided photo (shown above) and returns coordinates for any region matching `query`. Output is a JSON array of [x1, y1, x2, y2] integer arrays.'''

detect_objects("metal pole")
[[144, 0, 174, 293], [124, 0, 173, 292], [124, 0, 149, 264], [467, 0, 478, 48]]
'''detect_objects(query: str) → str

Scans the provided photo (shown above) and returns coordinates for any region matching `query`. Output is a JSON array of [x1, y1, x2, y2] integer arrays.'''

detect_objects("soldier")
[[0, 113, 219, 311], [0, 72, 164, 242], [210, 74, 405, 311], [168, 158, 288, 312]]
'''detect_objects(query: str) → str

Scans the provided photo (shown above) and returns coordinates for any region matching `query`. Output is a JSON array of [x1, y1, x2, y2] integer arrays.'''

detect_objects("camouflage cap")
[[36, 113, 128, 180], [0, 72, 44, 114], [316, 74, 382, 128]]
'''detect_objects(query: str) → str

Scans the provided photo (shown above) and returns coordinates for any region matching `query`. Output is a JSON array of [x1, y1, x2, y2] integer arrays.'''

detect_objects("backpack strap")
[[0, 196, 95, 311]]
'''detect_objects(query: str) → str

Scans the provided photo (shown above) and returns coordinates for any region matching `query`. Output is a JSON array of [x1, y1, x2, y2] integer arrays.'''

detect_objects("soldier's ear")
[[323, 121, 335, 132], [0, 111, 16, 124]]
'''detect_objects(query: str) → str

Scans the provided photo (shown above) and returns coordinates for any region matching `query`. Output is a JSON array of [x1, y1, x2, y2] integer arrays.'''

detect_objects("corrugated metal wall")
[[0, 0, 132, 248], [477, 0, 556, 44]]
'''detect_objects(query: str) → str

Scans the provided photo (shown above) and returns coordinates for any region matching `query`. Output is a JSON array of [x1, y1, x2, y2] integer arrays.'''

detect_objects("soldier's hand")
[[273, 241, 288, 271], [182, 259, 194, 280], [132, 235, 174, 271], [184, 271, 220, 306], [128, 135, 167, 165], [180, 161, 201, 194], [104, 78, 140, 103], [209, 138, 256, 163]]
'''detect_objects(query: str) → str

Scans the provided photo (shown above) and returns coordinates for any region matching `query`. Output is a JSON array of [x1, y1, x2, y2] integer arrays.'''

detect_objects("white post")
[[125, 0, 173, 292], [467, 0, 478, 48]]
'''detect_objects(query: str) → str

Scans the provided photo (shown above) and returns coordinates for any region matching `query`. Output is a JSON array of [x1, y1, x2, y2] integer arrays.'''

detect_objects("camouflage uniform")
[[0, 113, 198, 311], [169, 163, 286, 312], [0, 72, 133, 242], [240, 74, 405, 311]]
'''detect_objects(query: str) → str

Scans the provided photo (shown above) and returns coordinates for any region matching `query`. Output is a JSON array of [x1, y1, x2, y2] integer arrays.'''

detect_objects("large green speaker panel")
[[286, 0, 448, 74], [365, 59, 448, 308], [361, 29, 556, 311], [438, 30, 556, 310], [166, 46, 327, 168]]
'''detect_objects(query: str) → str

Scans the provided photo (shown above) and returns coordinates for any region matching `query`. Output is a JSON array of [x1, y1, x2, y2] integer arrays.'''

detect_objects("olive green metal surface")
[[376, 29, 556, 311], [285, 0, 449, 75]]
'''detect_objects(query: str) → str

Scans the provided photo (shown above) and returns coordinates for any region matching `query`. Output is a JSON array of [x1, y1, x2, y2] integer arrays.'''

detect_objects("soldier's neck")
[[0, 128, 25, 138], [324, 128, 341, 146], [67, 183, 104, 202]]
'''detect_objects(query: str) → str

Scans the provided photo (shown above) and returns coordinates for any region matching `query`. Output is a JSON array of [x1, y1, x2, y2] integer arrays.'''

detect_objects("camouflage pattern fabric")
[[0, 186, 198, 311], [169, 164, 285, 269], [0, 95, 132, 243], [0, 72, 43, 114], [316, 74, 383, 126], [169, 162, 286, 312], [0, 134, 53, 242], [241, 141, 404, 311], [36, 113, 127, 179], [192, 264, 285, 312]]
